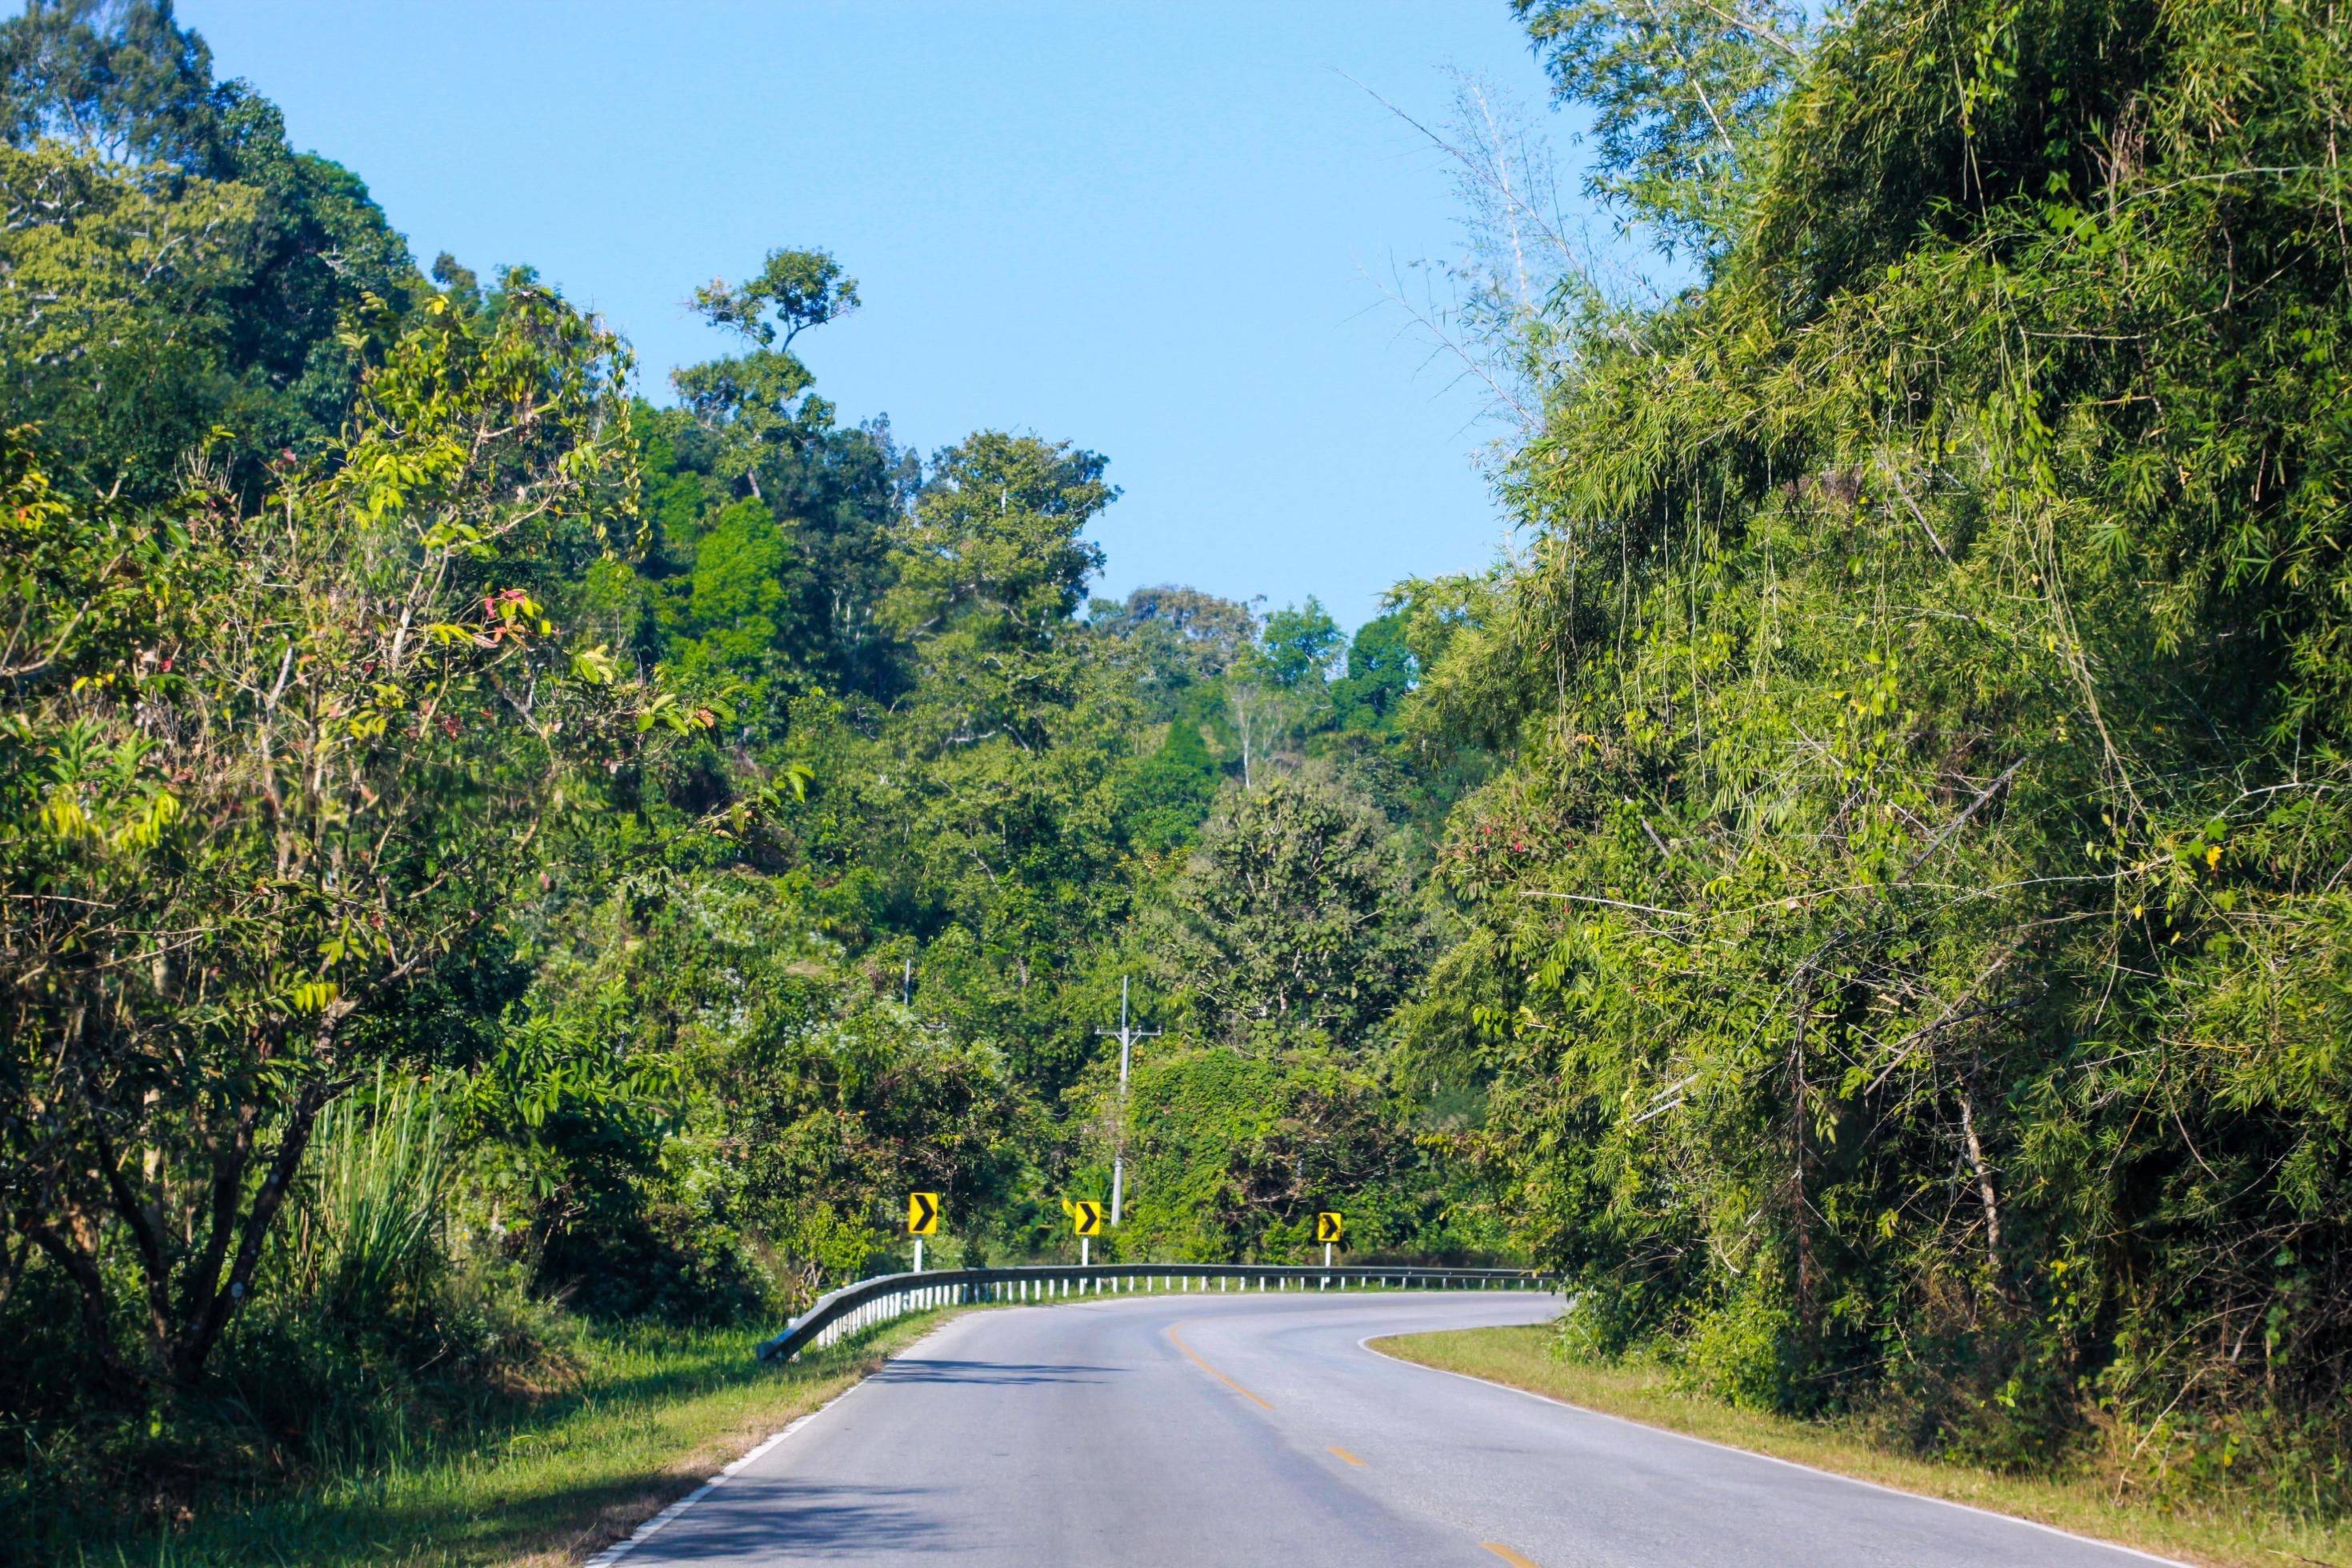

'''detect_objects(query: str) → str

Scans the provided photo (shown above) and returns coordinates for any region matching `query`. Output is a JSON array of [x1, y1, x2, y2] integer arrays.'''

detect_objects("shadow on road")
[[869, 1357, 1122, 1387], [638, 1478, 956, 1560]]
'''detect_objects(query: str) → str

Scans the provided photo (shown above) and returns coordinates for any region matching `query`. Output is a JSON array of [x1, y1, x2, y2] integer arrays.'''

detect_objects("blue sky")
[[179, 2, 1578, 627]]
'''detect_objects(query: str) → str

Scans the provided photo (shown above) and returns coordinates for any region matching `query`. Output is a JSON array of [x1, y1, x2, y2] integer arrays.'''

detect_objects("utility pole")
[[1097, 977, 1160, 1225]]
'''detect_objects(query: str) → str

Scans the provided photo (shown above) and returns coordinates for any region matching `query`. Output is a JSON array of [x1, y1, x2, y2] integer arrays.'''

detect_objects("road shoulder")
[[1368, 1325, 2342, 1568], [515, 1310, 972, 1568]]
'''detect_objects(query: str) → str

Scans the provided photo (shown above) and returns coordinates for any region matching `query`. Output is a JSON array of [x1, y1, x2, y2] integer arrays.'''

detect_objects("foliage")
[[0, 141, 262, 490], [1412, 0, 2352, 1511], [282, 1071, 455, 1324], [0, 0, 420, 499], [1109, 1042, 1503, 1264], [1153, 772, 1426, 1046], [1514, 0, 1807, 254], [0, 276, 669, 1389]]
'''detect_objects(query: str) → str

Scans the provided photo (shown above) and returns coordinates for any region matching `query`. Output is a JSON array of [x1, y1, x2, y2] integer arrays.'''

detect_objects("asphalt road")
[[609, 1289, 2172, 1567]]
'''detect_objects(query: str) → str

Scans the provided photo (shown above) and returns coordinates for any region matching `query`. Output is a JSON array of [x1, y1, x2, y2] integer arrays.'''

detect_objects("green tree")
[[0, 0, 227, 168], [1514, 0, 1806, 254], [1153, 773, 1424, 1046], [0, 281, 685, 1384], [1258, 598, 1343, 690], [1109, 1043, 1484, 1265], [0, 141, 262, 493], [672, 247, 858, 502], [1331, 610, 1415, 730], [1092, 582, 1255, 723], [863, 430, 1134, 1090], [883, 433, 1110, 652], [1115, 719, 1221, 854], [0, 1, 421, 499]]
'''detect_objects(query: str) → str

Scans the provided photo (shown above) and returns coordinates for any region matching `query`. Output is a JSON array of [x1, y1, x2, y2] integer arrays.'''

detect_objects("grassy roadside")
[[1370, 1326, 2350, 1568], [72, 1311, 962, 1568]]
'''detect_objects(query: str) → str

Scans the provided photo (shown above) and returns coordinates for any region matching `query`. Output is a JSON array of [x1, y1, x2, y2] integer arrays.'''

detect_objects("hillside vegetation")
[[1416, 0, 2352, 1520]]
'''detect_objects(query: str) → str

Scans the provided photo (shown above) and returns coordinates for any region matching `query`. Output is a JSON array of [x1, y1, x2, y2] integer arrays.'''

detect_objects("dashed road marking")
[[1166, 1321, 1274, 1410]]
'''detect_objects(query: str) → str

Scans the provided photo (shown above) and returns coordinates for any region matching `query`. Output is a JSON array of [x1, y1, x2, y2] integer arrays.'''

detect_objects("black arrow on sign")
[[911, 1193, 938, 1233]]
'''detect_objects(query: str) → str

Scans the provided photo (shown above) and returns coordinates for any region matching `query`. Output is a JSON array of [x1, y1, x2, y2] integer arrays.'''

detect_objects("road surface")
[[609, 1289, 2170, 1566]]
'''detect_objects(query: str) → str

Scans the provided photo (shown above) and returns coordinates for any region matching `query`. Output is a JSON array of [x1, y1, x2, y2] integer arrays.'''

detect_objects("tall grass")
[[199, 1069, 561, 1487], [280, 1069, 455, 1317], [0, 1070, 554, 1561]]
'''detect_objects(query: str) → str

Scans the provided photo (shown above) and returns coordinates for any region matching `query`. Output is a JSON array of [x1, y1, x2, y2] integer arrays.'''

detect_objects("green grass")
[[74, 1311, 960, 1568], [1372, 1326, 2350, 1568]]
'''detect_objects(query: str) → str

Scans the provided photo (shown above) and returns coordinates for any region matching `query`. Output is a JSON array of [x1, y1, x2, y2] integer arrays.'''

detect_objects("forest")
[[3, 0, 2349, 1558]]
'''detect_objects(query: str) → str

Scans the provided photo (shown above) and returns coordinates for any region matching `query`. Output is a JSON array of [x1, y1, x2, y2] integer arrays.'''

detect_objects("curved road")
[[609, 1290, 2170, 1566]]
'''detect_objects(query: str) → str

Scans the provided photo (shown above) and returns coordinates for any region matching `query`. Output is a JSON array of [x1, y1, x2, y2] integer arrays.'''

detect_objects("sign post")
[[1073, 1199, 1106, 1266], [908, 1191, 941, 1272], [1315, 1210, 1344, 1270]]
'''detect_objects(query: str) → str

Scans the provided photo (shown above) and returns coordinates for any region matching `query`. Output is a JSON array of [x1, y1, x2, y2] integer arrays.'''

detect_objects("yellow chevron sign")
[[1072, 1200, 1106, 1236], [907, 1192, 941, 1235], [1315, 1211, 1344, 1245]]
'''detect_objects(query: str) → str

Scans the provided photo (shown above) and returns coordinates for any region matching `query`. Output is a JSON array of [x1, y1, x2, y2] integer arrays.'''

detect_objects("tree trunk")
[[174, 1101, 258, 1347], [1954, 1078, 2004, 1277], [1790, 978, 1817, 1345], [170, 1072, 336, 1378], [25, 1220, 132, 1390]]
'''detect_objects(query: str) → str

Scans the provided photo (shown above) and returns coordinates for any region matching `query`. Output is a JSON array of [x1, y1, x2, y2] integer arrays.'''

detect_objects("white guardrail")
[[755, 1262, 1554, 1362]]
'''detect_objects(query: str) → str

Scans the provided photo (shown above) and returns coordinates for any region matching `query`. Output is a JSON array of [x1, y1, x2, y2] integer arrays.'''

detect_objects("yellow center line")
[[1326, 1445, 1365, 1466], [1481, 1545, 1541, 1568], [1166, 1322, 1274, 1410]]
